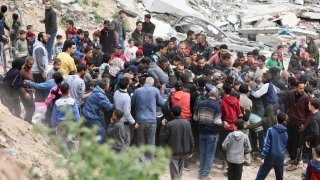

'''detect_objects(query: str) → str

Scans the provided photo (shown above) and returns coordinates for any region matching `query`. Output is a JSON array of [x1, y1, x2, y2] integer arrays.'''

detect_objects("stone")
[[281, 12, 300, 28], [59, 0, 75, 3], [301, 12, 320, 20], [255, 18, 276, 28], [256, 34, 282, 49], [70, 3, 83, 13]]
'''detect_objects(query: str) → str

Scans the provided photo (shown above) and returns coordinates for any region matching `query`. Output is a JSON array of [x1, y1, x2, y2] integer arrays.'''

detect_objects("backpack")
[[193, 90, 208, 113]]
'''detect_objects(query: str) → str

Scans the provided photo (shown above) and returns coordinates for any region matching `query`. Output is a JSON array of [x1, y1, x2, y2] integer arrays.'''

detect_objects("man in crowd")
[[131, 77, 164, 160], [142, 14, 156, 35], [111, 10, 126, 52], [41, 0, 57, 63], [190, 34, 212, 60], [32, 32, 48, 102], [100, 20, 117, 55], [57, 40, 77, 76], [132, 21, 145, 46]]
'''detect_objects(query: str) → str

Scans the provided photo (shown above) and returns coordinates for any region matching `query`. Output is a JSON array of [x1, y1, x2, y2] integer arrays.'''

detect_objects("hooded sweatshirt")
[[171, 90, 192, 120], [222, 131, 252, 164], [306, 159, 320, 180], [220, 95, 242, 131], [261, 124, 288, 164]]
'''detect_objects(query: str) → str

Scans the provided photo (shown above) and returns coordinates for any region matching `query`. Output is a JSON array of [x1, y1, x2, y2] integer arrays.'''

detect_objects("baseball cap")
[[115, 44, 122, 49], [104, 20, 111, 25]]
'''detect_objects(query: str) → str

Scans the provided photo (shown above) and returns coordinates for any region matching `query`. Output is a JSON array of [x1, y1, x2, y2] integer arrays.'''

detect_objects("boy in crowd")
[[51, 83, 80, 151], [84, 61, 97, 84], [53, 35, 64, 58], [47, 58, 61, 80], [256, 112, 288, 180], [222, 119, 251, 180], [10, 13, 20, 48], [306, 145, 320, 179], [107, 109, 126, 153], [82, 47, 93, 65], [26, 25, 35, 56], [15, 30, 28, 58]]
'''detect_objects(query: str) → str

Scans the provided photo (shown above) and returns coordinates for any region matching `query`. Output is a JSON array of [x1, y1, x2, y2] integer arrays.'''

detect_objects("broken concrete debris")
[[301, 12, 320, 20]]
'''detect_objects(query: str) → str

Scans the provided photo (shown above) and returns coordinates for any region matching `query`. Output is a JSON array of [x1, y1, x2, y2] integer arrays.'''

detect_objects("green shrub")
[[50, 109, 171, 179]]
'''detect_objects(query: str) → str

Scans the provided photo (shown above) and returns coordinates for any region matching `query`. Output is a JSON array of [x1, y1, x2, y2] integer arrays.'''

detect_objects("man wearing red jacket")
[[219, 83, 242, 171], [65, 20, 77, 41]]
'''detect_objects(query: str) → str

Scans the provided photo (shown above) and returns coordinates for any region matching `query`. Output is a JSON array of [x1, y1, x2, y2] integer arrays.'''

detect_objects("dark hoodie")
[[306, 159, 320, 180], [261, 124, 288, 164], [220, 95, 242, 131]]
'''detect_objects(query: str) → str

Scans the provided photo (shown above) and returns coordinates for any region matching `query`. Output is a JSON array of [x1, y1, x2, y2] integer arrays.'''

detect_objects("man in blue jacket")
[[71, 29, 85, 58], [256, 112, 288, 180], [131, 77, 164, 160], [82, 79, 115, 144]]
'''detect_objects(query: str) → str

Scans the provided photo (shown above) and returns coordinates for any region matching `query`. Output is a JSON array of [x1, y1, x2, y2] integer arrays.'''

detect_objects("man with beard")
[[64, 64, 86, 109], [100, 20, 117, 55], [57, 40, 77, 76], [189, 56, 212, 77], [131, 21, 145, 47], [20, 57, 36, 124], [32, 32, 49, 102], [286, 81, 311, 170], [40, 0, 57, 63], [190, 34, 212, 60], [167, 42, 187, 62]]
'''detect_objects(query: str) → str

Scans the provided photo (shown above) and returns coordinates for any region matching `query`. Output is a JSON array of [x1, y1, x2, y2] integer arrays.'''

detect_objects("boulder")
[[70, 3, 83, 14], [256, 34, 282, 49]]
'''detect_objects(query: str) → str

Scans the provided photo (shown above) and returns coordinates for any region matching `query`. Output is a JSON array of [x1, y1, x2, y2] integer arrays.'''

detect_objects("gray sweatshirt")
[[114, 89, 135, 125], [222, 131, 252, 164], [15, 39, 28, 58], [107, 119, 126, 152]]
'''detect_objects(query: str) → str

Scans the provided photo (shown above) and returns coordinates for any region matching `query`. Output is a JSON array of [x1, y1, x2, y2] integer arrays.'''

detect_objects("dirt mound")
[[0, 104, 65, 179]]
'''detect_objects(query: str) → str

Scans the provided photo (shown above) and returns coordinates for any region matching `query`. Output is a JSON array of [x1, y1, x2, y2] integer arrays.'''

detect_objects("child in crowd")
[[222, 119, 252, 180], [100, 53, 112, 76], [51, 83, 80, 151], [84, 61, 97, 84], [92, 30, 100, 46], [26, 25, 35, 56], [107, 109, 126, 152], [82, 80, 95, 100], [82, 47, 93, 65], [124, 38, 138, 61], [54, 35, 64, 58], [15, 30, 28, 58], [306, 145, 320, 180], [47, 58, 61, 80], [10, 13, 20, 48], [255, 112, 288, 180]]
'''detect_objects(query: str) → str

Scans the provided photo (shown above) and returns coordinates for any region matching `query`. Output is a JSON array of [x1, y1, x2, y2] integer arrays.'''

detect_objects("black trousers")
[[20, 90, 35, 124], [287, 123, 302, 163], [33, 73, 46, 102], [228, 162, 243, 180]]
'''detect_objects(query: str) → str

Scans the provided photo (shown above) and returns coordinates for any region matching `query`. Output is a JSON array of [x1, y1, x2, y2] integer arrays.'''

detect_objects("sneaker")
[[221, 162, 228, 172], [285, 164, 302, 171]]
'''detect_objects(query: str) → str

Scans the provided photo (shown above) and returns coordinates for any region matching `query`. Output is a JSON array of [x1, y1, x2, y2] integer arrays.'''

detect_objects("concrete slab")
[[301, 12, 320, 20], [256, 34, 282, 48]]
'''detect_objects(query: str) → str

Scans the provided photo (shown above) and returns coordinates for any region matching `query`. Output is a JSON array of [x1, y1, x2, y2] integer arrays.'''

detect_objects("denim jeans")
[[136, 122, 157, 160], [199, 133, 219, 178], [256, 161, 284, 180], [85, 117, 107, 144], [118, 36, 125, 54], [46, 31, 57, 63]]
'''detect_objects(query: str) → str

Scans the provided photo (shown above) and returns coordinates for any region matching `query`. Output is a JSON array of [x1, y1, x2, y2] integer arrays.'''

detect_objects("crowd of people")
[[1, 0, 320, 179]]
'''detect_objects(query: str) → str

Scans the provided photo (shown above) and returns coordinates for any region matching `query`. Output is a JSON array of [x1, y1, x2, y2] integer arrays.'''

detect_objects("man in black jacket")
[[160, 106, 194, 180], [142, 14, 156, 35], [131, 21, 145, 46], [306, 98, 320, 158], [100, 20, 117, 55], [41, 0, 57, 63]]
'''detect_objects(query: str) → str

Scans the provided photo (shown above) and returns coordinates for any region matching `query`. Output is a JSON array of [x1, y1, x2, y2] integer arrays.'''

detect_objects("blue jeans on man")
[[118, 36, 125, 54], [85, 117, 107, 144], [256, 161, 284, 180], [199, 133, 219, 178], [136, 122, 157, 160], [46, 31, 57, 63]]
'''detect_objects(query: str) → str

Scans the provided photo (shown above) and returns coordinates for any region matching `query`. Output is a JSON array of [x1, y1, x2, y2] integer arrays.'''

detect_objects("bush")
[[51, 109, 171, 179]]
